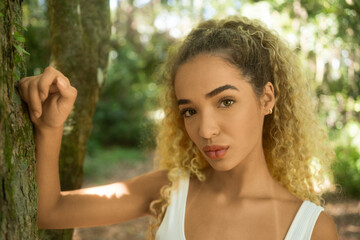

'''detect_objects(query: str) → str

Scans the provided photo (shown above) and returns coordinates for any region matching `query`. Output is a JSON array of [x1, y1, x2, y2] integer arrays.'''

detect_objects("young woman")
[[18, 16, 338, 239]]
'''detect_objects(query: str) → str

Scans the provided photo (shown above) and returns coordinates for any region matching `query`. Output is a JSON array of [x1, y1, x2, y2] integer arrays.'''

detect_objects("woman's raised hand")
[[18, 66, 77, 130]]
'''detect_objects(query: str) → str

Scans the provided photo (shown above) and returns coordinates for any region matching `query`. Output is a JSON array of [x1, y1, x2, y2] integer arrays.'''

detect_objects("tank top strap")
[[155, 176, 190, 240], [284, 200, 324, 240]]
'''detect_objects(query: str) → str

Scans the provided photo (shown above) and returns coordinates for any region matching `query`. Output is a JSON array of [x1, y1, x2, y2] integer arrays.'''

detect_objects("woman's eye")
[[220, 99, 234, 108], [181, 109, 196, 118]]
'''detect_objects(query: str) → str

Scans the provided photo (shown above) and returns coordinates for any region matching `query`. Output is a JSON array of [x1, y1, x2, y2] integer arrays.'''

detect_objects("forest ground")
[[73, 151, 360, 240]]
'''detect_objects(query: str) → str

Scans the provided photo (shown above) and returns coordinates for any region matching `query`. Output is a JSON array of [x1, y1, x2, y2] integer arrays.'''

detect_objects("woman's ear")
[[260, 82, 275, 115]]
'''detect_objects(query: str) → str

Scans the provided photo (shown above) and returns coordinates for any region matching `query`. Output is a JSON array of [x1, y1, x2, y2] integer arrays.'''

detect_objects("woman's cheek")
[[185, 120, 199, 144]]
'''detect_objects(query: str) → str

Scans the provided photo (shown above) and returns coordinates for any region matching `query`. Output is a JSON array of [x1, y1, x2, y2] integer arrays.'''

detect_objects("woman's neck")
[[204, 145, 279, 201]]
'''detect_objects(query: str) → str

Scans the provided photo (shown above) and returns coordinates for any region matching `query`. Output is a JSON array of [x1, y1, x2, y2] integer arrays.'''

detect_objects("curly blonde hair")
[[147, 16, 335, 239]]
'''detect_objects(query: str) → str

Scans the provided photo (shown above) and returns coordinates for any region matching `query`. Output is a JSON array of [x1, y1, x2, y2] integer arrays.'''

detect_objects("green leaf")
[[14, 22, 28, 32], [14, 32, 25, 43], [13, 44, 30, 55], [0, 13, 4, 18], [14, 68, 21, 80], [13, 72, 20, 81]]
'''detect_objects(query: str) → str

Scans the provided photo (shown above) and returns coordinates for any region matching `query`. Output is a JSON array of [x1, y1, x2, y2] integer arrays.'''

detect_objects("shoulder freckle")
[[311, 211, 339, 240]]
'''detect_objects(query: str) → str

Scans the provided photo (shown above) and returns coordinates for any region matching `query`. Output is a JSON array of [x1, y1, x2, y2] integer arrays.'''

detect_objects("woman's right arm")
[[19, 67, 169, 229]]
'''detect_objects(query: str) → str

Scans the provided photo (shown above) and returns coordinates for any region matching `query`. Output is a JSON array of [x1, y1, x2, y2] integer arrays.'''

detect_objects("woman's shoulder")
[[139, 169, 169, 181], [273, 182, 338, 239], [311, 211, 339, 240], [128, 169, 170, 201]]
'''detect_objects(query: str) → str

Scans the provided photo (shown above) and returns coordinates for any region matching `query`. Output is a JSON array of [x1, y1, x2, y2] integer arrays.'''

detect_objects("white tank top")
[[156, 176, 324, 240]]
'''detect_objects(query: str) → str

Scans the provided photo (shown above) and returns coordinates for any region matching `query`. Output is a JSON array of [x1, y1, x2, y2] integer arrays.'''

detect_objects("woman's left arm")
[[311, 212, 339, 240]]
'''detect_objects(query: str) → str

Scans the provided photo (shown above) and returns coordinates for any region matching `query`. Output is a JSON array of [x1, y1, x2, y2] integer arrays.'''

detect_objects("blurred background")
[[23, 0, 359, 239]]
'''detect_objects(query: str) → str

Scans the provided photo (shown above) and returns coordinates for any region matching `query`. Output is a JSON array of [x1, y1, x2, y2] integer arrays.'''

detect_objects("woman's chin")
[[206, 160, 238, 172]]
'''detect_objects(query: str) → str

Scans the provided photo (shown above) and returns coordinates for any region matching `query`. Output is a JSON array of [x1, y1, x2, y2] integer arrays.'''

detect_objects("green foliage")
[[84, 146, 147, 184], [90, 31, 170, 147], [13, 43, 30, 55], [330, 120, 360, 198], [268, 0, 359, 99], [23, 24, 50, 75], [22, 0, 50, 75], [91, 43, 160, 147], [14, 31, 26, 43], [333, 145, 360, 198], [11, 20, 29, 81]]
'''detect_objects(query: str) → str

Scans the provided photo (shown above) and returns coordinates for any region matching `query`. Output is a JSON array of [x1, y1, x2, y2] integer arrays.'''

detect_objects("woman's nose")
[[198, 112, 220, 140]]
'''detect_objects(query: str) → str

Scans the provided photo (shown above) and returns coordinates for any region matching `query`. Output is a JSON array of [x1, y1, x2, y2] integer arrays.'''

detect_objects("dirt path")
[[73, 159, 360, 240]]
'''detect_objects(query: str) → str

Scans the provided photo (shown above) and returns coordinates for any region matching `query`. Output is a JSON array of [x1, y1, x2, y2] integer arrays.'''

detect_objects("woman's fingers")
[[18, 77, 31, 103], [56, 77, 77, 109], [18, 66, 77, 126], [38, 67, 65, 101], [28, 81, 42, 118]]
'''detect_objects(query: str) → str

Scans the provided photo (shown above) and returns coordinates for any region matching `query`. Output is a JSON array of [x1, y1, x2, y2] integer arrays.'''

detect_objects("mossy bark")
[[39, 0, 110, 239], [0, 0, 38, 239]]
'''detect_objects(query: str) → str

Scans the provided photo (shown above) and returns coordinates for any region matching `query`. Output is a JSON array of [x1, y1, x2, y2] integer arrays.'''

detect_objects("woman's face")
[[174, 54, 273, 171]]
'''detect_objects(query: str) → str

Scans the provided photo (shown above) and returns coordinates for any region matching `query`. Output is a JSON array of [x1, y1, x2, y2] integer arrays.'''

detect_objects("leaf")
[[14, 32, 25, 43], [14, 22, 28, 32], [14, 68, 21, 80], [0, 13, 4, 18], [13, 44, 30, 55], [13, 72, 20, 81]]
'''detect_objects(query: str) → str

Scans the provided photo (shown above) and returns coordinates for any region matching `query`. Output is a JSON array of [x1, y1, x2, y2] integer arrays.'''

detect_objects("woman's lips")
[[202, 145, 229, 159]]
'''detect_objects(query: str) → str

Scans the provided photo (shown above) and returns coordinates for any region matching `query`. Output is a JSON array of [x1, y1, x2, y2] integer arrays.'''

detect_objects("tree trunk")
[[39, 0, 110, 239], [0, 0, 38, 239]]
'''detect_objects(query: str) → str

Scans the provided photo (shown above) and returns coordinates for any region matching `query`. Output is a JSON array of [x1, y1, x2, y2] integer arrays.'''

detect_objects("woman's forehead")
[[174, 55, 249, 97]]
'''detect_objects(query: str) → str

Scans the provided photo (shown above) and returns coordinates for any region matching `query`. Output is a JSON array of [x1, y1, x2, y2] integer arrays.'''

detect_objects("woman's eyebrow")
[[205, 84, 239, 98], [177, 84, 239, 106]]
